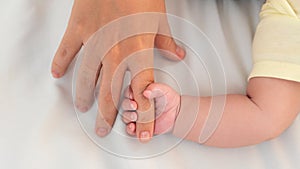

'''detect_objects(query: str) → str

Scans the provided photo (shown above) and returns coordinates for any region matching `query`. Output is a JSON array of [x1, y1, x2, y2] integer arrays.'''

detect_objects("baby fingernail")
[[143, 90, 152, 98], [97, 128, 108, 137], [127, 123, 135, 131], [131, 113, 137, 121], [130, 101, 137, 109], [139, 131, 150, 142]]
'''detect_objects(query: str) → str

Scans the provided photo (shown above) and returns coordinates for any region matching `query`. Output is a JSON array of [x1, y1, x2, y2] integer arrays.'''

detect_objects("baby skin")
[[122, 78, 300, 148], [122, 0, 300, 148]]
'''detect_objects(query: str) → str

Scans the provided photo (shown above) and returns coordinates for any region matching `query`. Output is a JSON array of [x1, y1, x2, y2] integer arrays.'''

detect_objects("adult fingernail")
[[130, 113, 137, 121], [176, 46, 185, 58], [52, 70, 60, 78], [76, 105, 88, 113], [97, 127, 108, 137], [139, 131, 150, 142]]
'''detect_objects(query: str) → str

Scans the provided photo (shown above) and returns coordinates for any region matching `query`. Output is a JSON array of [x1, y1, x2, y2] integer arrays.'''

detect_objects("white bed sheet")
[[1, 0, 300, 168]]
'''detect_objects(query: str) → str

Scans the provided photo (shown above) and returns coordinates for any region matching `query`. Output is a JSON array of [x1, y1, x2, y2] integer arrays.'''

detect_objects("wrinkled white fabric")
[[1, 0, 300, 169]]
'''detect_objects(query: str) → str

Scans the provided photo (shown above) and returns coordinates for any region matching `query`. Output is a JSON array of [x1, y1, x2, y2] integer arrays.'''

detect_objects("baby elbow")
[[264, 110, 296, 141], [267, 124, 286, 141]]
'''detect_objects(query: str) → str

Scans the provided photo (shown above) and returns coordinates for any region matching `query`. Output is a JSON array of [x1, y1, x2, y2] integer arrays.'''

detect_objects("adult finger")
[[155, 15, 186, 60], [75, 50, 102, 113], [155, 35, 185, 60], [75, 28, 109, 113], [128, 49, 155, 142], [51, 29, 82, 78], [131, 69, 155, 143], [95, 61, 126, 137]]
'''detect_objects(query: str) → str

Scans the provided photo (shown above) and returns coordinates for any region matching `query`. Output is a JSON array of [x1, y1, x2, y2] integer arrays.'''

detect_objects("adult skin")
[[51, 0, 185, 142]]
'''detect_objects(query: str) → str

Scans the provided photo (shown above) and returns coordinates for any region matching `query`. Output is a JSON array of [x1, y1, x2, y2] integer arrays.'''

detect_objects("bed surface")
[[1, 0, 300, 168]]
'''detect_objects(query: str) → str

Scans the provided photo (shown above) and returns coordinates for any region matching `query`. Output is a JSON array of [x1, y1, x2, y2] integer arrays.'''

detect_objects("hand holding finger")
[[121, 99, 137, 111], [122, 111, 138, 124]]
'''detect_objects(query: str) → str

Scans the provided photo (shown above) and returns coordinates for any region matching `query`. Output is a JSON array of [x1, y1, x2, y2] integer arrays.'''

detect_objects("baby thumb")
[[143, 83, 169, 99]]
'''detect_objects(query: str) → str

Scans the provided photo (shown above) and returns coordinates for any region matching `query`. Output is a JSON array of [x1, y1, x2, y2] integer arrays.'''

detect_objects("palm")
[[153, 89, 180, 134]]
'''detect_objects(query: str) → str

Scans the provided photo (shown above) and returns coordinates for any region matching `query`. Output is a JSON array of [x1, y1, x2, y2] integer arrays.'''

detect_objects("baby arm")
[[122, 0, 300, 146], [122, 78, 300, 147], [180, 77, 300, 147]]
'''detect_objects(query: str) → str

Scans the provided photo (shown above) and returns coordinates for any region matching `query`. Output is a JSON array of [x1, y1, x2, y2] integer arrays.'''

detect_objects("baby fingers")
[[126, 123, 136, 136], [122, 111, 138, 124], [121, 99, 137, 111]]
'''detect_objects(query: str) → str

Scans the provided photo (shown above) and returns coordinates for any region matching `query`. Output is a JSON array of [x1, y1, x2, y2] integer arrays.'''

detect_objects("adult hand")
[[51, 0, 185, 142]]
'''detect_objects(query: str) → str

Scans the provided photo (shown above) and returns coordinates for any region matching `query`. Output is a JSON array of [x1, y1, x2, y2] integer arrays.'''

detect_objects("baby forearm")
[[183, 95, 276, 147], [173, 78, 300, 148]]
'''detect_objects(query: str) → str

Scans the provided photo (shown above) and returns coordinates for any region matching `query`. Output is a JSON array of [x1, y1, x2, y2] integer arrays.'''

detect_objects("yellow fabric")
[[249, 0, 300, 82]]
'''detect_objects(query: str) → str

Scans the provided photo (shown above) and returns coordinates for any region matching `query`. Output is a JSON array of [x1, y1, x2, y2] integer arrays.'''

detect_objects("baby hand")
[[122, 83, 180, 137]]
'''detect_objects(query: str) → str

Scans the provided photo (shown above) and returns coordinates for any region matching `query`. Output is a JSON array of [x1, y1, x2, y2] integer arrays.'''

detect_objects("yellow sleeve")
[[249, 0, 300, 82]]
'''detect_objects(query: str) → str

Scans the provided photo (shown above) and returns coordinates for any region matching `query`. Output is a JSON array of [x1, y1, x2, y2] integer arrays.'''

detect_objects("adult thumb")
[[155, 34, 186, 61]]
